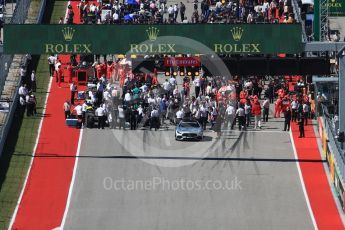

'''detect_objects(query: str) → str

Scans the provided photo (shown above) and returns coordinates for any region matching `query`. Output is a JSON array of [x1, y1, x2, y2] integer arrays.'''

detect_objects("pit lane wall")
[[318, 106, 345, 212]]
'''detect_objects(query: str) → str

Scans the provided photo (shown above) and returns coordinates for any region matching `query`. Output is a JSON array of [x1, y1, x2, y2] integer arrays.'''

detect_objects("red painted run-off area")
[[11, 2, 83, 229], [12, 66, 79, 230], [291, 121, 344, 229]]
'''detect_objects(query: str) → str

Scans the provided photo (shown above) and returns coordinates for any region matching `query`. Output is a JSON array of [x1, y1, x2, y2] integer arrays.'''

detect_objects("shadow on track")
[[12, 153, 326, 163]]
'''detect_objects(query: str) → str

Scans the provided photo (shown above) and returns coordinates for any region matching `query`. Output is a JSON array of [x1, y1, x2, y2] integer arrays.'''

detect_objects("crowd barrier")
[[318, 104, 345, 212], [0, 0, 46, 158]]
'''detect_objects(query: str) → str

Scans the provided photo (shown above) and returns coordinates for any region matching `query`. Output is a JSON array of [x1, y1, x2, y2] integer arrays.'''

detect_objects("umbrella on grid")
[[219, 85, 234, 94], [119, 58, 132, 67], [123, 13, 138, 21], [127, 0, 139, 5]]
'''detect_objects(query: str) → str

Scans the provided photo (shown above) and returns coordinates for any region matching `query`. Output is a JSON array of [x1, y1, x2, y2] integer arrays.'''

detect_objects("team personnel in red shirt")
[[57, 65, 64, 88], [106, 61, 114, 79], [66, 63, 73, 83], [95, 62, 106, 80], [274, 96, 282, 118], [251, 99, 262, 129], [239, 90, 247, 105], [119, 67, 125, 88]]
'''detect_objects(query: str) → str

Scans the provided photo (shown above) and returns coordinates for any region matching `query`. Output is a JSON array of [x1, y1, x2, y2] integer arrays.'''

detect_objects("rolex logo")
[[146, 27, 159, 42], [62, 27, 75, 42], [230, 27, 244, 42]]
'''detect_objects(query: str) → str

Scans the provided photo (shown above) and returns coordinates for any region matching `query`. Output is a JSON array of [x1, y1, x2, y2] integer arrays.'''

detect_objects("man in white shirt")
[[236, 105, 245, 130], [54, 59, 61, 83], [169, 76, 176, 89], [225, 103, 235, 129], [247, 12, 253, 23], [74, 103, 83, 121], [103, 90, 111, 102], [31, 70, 36, 92], [173, 86, 179, 98], [95, 105, 106, 129], [113, 11, 119, 23], [215, 1, 222, 13], [244, 102, 251, 127], [193, 77, 201, 98], [199, 104, 208, 130], [54, 59, 61, 78], [193, 107, 200, 121], [70, 82, 77, 105], [90, 3, 96, 13], [151, 107, 160, 118], [20, 66, 26, 79], [175, 108, 184, 125], [254, 5, 261, 13], [82, 101, 88, 124], [173, 4, 178, 22], [162, 79, 171, 96], [18, 84, 28, 99], [302, 102, 310, 125], [136, 105, 144, 124], [244, 80, 253, 90], [140, 84, 148, 93], [168, 5, 174, 21], [118, 105, 126, 129], [124, 90, 132, 105], [55, 59, 61, 71], [262, 97, 270, 122], [48, 54, 56, 77], [148, 95, 156, 106], [97, 80, 104, 92], [150, 107, 160, 130], [63, 100, 71, 119], [262, 0, 269, 12]]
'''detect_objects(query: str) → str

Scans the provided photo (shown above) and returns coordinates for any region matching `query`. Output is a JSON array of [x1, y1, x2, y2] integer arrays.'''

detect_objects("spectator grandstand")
[[72, 0, 298, 24]]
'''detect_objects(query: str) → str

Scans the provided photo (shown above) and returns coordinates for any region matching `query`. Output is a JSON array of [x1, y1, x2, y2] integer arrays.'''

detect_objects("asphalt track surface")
[[63, 118, 314, 230], [61, 3, 314, 227]]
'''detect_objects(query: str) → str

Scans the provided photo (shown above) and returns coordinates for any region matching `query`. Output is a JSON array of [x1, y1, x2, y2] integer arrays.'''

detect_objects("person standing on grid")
[[31, 70, 36, 92], [48, 54, 56, 78]]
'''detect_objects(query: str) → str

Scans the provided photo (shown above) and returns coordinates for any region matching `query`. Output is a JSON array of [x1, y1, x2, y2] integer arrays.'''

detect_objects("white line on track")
[[289, 129, 318, 230], [60, 129, 84, 229], [8, 77, 54, 230], [59, 2, 80, 229]]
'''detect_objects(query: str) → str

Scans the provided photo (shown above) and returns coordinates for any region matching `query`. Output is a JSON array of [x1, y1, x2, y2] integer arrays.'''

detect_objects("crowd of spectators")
[[0, 0, 5, 44], [68, 0, 297, 25]]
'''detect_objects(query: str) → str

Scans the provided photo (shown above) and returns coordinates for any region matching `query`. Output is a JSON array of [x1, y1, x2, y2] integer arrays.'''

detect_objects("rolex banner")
[[3, 24, 302, 54], [328, 0, 345, 16]]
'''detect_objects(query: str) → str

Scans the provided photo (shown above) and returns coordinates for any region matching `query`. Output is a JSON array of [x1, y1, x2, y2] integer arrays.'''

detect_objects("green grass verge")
[[0, 1, 66, 229]]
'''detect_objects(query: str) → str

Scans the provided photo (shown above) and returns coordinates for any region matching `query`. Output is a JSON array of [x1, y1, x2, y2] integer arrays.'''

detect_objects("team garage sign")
[[3, 24, 302, 54]]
